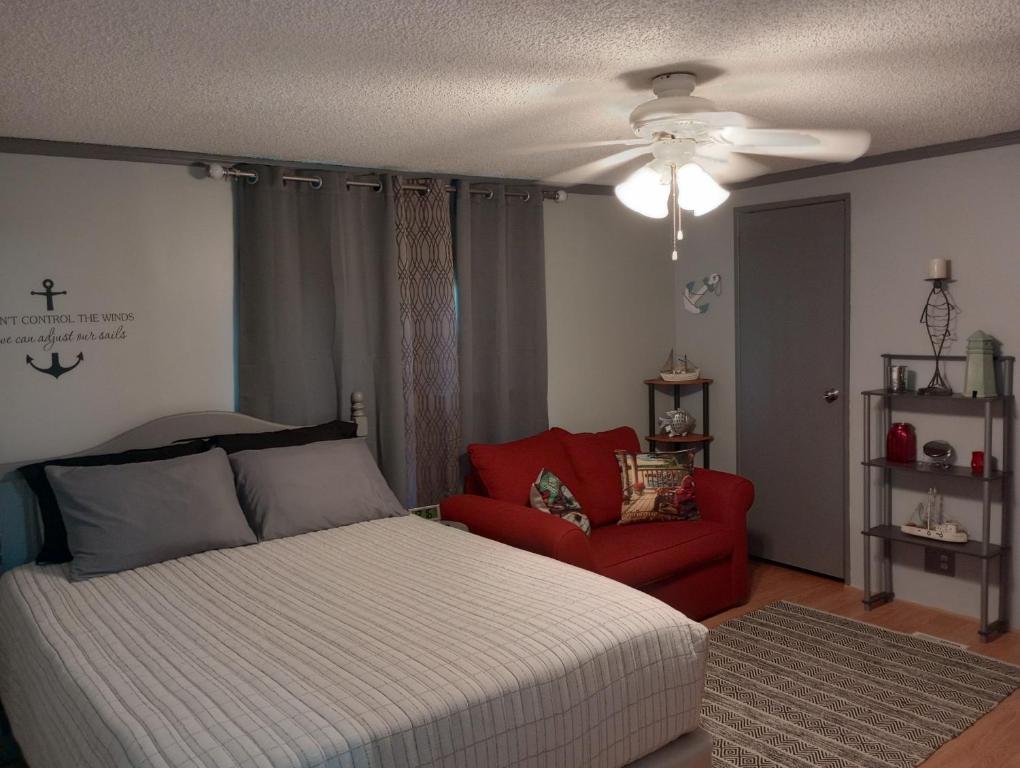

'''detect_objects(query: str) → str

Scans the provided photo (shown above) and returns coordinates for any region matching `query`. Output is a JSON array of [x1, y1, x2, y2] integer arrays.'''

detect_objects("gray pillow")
[[46, 448, 256, 580], [229, 439, 406, 541]]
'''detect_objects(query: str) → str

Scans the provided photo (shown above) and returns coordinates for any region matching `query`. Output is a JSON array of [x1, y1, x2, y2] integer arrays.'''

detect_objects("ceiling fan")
[[545, 73, 871, 230]]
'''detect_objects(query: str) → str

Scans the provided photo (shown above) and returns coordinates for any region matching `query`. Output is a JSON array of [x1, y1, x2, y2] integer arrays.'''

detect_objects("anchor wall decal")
[[30, 278, 67, 311], [683, 273, 722, 314], [26, 351, 84, 379]]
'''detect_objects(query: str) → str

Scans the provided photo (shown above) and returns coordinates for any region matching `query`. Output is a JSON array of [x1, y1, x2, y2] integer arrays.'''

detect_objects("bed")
[[0, 403, 711, 768]]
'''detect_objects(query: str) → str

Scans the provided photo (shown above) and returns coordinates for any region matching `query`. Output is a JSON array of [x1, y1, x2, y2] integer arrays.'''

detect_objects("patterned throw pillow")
[[614, 450, 699, 524], [529, 468, 592, 536]]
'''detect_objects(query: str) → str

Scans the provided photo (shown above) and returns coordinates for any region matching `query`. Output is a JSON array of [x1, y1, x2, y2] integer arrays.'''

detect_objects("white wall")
[[675, 143, 1020, 620], [544, 193, 676, 441], [0, 153, 235, 464]]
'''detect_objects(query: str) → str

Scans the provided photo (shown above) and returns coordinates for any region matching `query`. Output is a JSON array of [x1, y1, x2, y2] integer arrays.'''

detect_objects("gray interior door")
[[736, 195, 849, 578]]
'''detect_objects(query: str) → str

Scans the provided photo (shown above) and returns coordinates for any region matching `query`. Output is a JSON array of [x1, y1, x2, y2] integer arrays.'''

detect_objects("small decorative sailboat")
[[660, 349, 701, 382], [901, 487, 968, 543]]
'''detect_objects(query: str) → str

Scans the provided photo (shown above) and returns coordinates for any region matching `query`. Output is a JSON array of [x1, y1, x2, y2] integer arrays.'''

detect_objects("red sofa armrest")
[[440, 494, 595, 571], [693, 468, 754, 605], [693, 468, 754, 530]]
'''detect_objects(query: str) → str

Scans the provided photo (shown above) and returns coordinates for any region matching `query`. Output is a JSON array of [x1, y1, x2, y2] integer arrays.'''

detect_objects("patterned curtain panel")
[[394, 180, 462, 505], [236, 170, 546, 507]]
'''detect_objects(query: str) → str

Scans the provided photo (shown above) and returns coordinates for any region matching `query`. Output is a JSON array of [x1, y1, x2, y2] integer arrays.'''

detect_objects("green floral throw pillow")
[[529, 468, 592, 536]]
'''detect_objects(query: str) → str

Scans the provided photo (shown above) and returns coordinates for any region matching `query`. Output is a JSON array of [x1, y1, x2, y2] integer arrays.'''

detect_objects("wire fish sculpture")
[[658, 408, 695, 437], [919, 280, 956, 394]]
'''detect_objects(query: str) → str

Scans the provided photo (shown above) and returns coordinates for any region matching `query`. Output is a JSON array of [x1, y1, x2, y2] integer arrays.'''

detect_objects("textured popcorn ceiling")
[[2, 0, 1019, 183]]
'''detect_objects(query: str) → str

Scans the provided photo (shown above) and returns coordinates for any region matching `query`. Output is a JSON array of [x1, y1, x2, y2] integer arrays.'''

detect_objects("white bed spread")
[[0, 515, 707, 768]]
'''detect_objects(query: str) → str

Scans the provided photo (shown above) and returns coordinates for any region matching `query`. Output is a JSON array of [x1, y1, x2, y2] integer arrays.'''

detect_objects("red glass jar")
[[886, 423, 916, 463], [971, 451, 985, 475]]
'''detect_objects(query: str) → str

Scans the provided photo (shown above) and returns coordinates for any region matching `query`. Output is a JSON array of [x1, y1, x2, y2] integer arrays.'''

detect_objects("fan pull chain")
[[670, 164, 680, 261]]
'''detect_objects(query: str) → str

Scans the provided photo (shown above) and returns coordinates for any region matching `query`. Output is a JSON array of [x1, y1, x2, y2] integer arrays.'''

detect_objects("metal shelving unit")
[[862, 353, 1014, 641], [645, 378, 712, 468]]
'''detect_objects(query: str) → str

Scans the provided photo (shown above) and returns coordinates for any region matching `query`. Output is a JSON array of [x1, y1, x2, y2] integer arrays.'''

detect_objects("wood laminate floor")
[[709, 560, 1020, 768], [3, 560, 1017, 768]]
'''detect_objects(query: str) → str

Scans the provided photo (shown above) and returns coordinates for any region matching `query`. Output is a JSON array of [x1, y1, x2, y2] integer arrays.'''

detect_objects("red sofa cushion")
[[467, 428, 579, 507], [559, 426, 641, 527], [589, 519, 734, 588]]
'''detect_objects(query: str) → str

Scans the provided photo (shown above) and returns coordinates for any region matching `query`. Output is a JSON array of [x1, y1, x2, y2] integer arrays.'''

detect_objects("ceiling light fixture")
[[613, 146, 730, 260], [551, 72, 870, 261], [613, 165, 670, 218], [674, 162, 729, 216], [615, 161, 729, 221]]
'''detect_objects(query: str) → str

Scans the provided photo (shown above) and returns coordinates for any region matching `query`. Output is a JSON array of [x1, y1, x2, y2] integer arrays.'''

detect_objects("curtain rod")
[[207, 163, 567, 202]]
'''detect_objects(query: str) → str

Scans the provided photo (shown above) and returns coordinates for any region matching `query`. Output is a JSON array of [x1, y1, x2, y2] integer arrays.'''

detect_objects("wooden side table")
[[645, 378, 713, 468]]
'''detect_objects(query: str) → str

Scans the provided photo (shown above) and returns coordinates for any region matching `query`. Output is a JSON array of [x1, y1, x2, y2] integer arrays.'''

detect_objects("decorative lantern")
[[918, 259, 955, 395], [964, 330, 998, 397]]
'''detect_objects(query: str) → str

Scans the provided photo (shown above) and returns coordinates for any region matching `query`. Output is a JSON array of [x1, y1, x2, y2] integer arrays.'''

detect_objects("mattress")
[[0, 515, 707, 768]]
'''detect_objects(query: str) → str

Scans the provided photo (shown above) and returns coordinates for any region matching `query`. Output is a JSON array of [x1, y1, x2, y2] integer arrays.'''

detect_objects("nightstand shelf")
[[643, 377, 714, 387], [861, 388, 1010, 402], [645, 378, 712, 467], [862, 457, 1008, 482], [863, 524, 1004, 560], [644, 433, 714, 445], [862, 352, 1015, 642]]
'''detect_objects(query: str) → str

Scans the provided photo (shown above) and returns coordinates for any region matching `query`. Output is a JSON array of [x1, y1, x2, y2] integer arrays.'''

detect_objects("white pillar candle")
[[928, 258, 949, 280]]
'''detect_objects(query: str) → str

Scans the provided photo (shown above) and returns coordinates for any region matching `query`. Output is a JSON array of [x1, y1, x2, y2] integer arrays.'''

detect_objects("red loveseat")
[[440, 426, 753, 620]]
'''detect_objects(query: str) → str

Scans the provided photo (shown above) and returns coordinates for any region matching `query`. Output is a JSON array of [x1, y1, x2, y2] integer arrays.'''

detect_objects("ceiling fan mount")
[[649, 137, 698, 165], [650, 72, 698, 97], [629, 72, 744, 140]]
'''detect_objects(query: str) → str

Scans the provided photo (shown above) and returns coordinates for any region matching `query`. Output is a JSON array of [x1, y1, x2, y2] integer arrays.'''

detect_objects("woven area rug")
[[703, 601, 1020, 768]]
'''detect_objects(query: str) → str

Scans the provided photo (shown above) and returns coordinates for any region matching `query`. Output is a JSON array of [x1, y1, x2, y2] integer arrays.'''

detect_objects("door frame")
[[733, 193, 851, 583]]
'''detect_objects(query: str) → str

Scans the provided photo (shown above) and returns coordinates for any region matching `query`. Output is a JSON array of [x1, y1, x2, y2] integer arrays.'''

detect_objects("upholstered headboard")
[[0, 392, 368, 572]]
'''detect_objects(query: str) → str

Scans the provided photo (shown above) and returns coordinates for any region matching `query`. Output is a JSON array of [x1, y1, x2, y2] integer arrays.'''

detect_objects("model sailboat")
[[660, 349, 701, 382], [901, 487, 968, 543]]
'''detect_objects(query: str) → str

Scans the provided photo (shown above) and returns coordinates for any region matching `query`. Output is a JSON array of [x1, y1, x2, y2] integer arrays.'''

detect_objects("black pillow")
[[206, 419, 358, 454], [20, 440, 211, 565]]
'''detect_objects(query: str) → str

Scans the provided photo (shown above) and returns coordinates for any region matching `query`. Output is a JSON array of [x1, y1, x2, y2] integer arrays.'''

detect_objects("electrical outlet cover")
[[924, 547, 956, 577]]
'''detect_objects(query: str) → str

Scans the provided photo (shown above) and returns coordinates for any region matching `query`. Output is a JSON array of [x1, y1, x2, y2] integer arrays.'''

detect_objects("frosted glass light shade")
[[675, 162, 729, 216], [614, 165, 669, 218]]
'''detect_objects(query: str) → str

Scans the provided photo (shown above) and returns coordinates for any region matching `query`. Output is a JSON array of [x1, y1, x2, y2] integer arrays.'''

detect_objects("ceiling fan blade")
[[692, 150, 769, 184], [685, 111, 751, 129], [720, 128, 871, 162], [693, 142, 736, 161], [515, 138, 651, 155], [543, 145, 653, 185]]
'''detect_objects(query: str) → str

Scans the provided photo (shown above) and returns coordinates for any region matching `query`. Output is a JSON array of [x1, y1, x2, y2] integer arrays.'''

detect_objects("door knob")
[[824, 388, 840, 403]]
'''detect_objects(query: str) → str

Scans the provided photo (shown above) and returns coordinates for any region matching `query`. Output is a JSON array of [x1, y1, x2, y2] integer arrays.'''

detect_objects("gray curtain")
[[236, 167, 408, 502], [455, 183, 548, 446], [236, 169, 547, 505]]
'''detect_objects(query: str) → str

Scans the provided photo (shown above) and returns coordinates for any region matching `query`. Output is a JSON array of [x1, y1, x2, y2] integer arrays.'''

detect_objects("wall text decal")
[[0, 279, 138, 379]]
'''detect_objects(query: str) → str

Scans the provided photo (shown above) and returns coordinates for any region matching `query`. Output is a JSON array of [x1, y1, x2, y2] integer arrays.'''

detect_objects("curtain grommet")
[[246, 171, 259, 185], [310, 176, 323, 190], [483, 190, 494, 200]]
